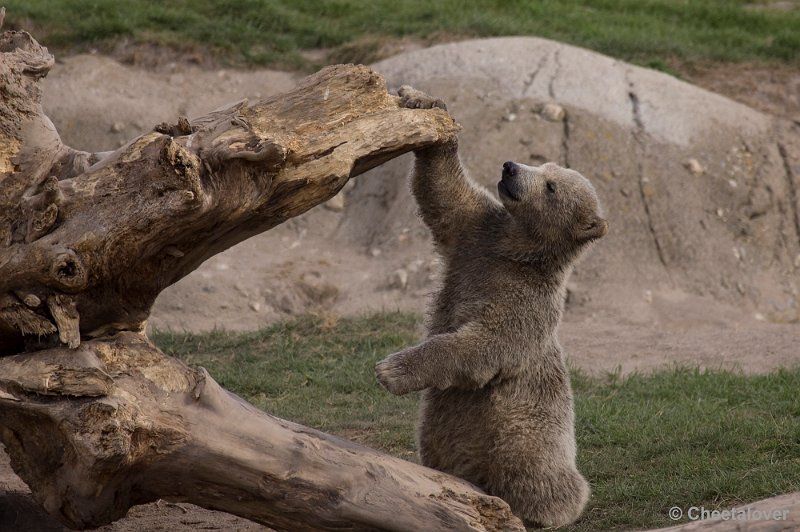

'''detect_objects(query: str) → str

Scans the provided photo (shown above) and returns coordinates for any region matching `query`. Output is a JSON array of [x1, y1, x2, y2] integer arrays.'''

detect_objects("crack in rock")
[[547, 49, 569, 169], [627, 88, 645, 132], [627, 72, 669, 271], [521, 54, 549, 98], [777, 142, 800, 247], [547, 49, 561, 100], [561, 114, 570, 168]]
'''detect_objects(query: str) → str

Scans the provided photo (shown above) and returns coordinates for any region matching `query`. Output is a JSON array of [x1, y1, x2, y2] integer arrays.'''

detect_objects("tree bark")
[[0, 21, 524, 532]]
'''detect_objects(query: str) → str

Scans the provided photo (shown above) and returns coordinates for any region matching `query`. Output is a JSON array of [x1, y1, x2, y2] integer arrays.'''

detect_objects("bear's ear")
[[577, 217, 608, 242]]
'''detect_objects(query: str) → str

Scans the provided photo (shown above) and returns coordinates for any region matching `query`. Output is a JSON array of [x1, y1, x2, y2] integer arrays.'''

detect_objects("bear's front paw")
[[375, 352, 421, 396], [398, 85, 448, 111]]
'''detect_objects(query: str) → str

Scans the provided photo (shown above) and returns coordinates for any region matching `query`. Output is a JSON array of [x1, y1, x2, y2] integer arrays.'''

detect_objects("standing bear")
[[375, 86, 607, 527]]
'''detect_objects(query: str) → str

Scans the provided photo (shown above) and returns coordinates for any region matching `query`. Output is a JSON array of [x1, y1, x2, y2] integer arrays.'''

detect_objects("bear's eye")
[[546, 181, 556, 194]]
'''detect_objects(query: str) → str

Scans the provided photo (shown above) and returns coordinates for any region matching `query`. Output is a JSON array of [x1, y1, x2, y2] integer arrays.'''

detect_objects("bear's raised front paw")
[[375, 352, 420, 395], [398, 85, 447, 111]]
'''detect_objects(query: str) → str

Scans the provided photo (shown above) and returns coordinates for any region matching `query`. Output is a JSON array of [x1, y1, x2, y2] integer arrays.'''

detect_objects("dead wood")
[[0, 21, 524, 532], [0, 335, 522, 531], [0, 28, 457, 353]]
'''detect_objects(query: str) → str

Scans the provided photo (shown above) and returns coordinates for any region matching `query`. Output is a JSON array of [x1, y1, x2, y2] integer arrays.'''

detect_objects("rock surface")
[[356, 37, 800, 325], [37, 37, 800, 372]]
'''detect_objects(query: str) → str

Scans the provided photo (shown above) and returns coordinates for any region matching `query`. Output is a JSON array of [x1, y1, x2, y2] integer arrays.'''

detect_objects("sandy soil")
[[2, 39, 799, 531], [679, 60, 800, 124]]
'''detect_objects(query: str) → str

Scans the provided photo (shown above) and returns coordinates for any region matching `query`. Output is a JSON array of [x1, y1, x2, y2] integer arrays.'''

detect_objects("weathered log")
[[0, 335, 522, 531], [0, 34, 457, 353], [0, 20, 524, 532]]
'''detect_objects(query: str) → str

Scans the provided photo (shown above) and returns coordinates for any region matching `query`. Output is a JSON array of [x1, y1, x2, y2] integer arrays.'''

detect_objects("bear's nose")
[[502, 161, 518, 179]]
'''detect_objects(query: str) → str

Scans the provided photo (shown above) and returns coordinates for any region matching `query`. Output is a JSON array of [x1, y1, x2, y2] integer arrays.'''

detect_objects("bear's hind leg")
[[490, 465, 589, 528]]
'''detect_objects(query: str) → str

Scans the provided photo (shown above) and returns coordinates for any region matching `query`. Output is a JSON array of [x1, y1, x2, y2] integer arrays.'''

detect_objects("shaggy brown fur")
[[375, 86, 607, 527]]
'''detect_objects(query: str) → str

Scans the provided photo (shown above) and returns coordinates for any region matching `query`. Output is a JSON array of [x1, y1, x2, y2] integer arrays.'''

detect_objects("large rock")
[[39, 39, 800, 347], [340, 37, 800, 322]]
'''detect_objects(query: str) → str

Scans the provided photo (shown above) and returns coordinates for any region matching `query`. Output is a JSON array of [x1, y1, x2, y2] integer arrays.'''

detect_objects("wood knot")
[[50, 252, 87, 292], [161, 137, 200, 178], [25, 203, 58, 243], [21, 176, 64, 243]]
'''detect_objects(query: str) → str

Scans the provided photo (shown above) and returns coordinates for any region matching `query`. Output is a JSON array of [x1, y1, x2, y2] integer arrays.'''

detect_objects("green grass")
[[4, 1, 800, 69], [153, 312, 800, 531], [156, 312, 423, 456], [573, 368, 800, 530]]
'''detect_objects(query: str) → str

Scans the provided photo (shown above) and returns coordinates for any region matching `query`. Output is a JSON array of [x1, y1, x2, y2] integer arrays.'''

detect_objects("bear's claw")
[[398, 85, 448, 111]]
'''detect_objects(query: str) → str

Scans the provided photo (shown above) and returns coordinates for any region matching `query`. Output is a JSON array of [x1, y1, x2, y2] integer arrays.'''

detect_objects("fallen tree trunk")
[[0, 335, 521, 531], [0, 19, 524, 532]]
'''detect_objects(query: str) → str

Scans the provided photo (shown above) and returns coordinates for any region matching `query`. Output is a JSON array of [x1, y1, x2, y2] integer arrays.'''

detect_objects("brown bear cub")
[[375, 86, 607, 527]]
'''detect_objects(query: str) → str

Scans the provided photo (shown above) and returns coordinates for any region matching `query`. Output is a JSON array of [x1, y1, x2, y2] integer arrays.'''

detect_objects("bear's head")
[[496, 161, 607, 265]]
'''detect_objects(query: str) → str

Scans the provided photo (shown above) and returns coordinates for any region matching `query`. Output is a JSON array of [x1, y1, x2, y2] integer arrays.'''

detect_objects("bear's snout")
[[499, 161, 522, 201], [502, 161, 519, 179]]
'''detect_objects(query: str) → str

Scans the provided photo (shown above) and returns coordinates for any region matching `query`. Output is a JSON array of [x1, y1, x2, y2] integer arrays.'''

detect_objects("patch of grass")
[[571, 367, 800, 530], [154, 313, 800, 530], [4, 1, 800, 69], [155, 312, 423, 456]]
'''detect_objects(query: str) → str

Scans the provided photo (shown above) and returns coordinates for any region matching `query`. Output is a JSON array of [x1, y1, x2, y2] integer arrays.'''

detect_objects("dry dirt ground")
[[2, 39, 800, 530]]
